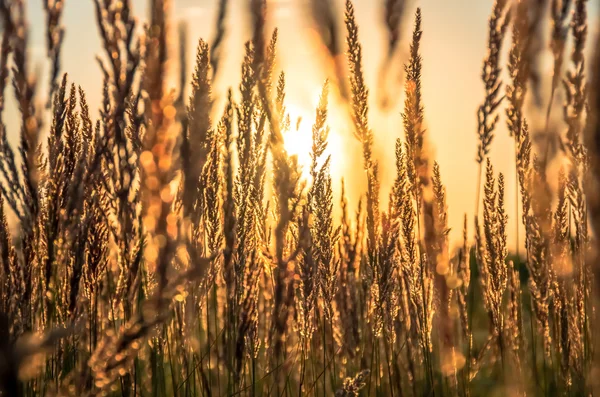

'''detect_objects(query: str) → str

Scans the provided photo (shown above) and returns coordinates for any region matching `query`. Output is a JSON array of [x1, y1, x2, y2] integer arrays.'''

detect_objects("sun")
[[282, 101, 345, 180], [283, 103, 314, 171]]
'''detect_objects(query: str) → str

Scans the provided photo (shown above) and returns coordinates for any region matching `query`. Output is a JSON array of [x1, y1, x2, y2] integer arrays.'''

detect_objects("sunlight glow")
[[283, 103, 344, 181], [284, 104, 314, 171]]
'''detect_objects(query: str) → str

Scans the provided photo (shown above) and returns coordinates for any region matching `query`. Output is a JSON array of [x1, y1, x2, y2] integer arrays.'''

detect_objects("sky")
[[8, 0, 600, 251]]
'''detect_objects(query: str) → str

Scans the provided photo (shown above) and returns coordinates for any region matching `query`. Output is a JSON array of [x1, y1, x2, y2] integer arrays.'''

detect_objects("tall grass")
[[0, 0, 599, 395]]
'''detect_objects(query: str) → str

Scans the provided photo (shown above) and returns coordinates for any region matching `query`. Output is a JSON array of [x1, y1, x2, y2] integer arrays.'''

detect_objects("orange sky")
[[5, 0, 600, 251]]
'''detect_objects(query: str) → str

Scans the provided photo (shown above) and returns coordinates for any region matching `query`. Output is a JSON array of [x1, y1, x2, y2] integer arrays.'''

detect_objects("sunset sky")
[[8, 0, 600, 250]]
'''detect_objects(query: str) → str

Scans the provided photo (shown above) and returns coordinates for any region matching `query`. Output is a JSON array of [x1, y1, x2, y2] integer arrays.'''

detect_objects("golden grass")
[[0, 0, 598, 396]]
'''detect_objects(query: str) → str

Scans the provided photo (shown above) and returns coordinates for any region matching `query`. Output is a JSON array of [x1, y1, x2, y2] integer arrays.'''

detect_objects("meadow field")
[[0, 0, 600, 395]]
